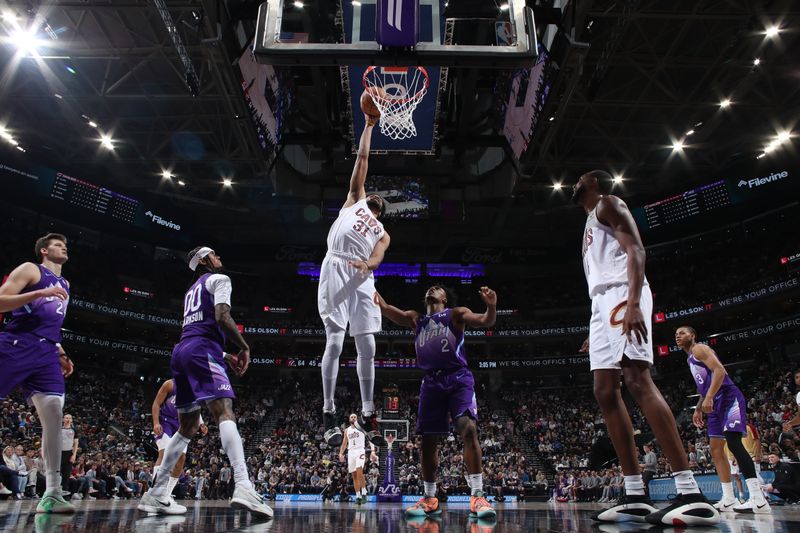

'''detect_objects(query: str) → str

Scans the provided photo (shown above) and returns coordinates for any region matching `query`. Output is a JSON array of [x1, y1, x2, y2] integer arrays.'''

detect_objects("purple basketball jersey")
[[180, 273, 225, 348], [415, 308, 466, 371], [4, 265, 69, 343], [159, 392, 179, 436], [687, 351, 737, 398]]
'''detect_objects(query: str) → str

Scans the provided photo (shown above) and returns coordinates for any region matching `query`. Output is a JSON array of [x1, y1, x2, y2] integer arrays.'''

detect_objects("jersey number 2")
[[440, 338, 450, 352]]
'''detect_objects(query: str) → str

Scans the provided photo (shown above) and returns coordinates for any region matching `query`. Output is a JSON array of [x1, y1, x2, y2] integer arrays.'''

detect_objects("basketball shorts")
[[0, 332, 64, 404], [317, 253, 382, 337], [416, 367, 478, 435], [155, 433, 172, 451], [348, 450, 366, 473], [707, 387, 746, 438], [170, 337, 235, 413], [588, 283, 653, 371]]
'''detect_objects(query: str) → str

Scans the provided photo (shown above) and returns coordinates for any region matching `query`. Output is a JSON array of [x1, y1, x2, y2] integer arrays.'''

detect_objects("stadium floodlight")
[[719, 99, 731, 108], [765, 26, 779, 38], [99, 134, 114, 150], [223, 178, 233, 187], [672, 140, 684, 152]]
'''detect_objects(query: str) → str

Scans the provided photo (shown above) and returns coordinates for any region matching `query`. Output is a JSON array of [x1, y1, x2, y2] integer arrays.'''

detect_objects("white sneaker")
[[138, 491, 187, 515], [72, 493, 83, 500], [230, 485, 273, 518], [0, 485, 13, 495], [714, 498, 738, 511], [734, 499, 771, 514]]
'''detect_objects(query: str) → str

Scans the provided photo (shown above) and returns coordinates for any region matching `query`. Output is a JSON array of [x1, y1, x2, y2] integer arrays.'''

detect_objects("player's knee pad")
[[354, 334, 376, 359], [724, 431, 756, 479], [323, 326, 346, 357]]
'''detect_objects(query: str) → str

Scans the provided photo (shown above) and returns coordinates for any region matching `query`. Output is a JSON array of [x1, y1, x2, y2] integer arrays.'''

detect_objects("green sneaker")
[[36, 490, 76, 514]]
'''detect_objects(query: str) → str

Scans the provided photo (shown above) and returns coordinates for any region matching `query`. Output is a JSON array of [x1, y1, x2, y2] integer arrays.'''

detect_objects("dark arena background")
[[1, 1, 800, 532]]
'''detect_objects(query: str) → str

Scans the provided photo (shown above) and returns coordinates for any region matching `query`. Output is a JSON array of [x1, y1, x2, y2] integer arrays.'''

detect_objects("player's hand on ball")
[[478, 287, 497, 306], [692, 409, 704, 428], [38, 285, 68, 300], [622, 304, 648, 345], [702, 397, 713, 414], [364, 113, 379, 126], [153, 423, 163, 437]]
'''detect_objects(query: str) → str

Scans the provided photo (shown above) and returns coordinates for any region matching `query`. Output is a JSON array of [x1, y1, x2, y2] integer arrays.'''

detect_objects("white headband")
[[189, 247, 213, 271]]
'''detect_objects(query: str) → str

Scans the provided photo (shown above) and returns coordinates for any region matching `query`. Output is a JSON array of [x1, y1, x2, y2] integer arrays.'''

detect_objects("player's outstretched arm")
[[151, 380, 173, 436], [596, 196, 648, 345], [350, 232, 391, 274], [454, 286, 497, 328], [344, 117, 377, 209], [0, 262, 66, 313], [373, 292, 418, 329]]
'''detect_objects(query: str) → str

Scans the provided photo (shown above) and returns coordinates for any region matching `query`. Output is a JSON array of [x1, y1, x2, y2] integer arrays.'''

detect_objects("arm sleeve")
[[205, 274, 232, 307]]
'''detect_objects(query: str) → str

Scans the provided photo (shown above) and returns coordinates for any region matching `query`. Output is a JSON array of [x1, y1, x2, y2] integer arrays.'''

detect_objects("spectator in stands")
[[764, 453, 800, 503]]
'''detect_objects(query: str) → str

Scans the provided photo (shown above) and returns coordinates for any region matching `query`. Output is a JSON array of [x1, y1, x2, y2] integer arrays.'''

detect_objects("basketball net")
[[385, 433, 396, 452], [363, 66, 429, 140]]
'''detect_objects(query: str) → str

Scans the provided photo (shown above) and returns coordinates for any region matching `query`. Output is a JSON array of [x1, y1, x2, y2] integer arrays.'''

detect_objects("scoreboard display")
[[382, 384, 400, 418], [637, 180, 731, 231], [51, 172, 139, 224]]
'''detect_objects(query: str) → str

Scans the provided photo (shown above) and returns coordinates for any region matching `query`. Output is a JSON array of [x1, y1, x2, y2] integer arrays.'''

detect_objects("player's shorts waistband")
[[326, 250, 362, 261], [425, 366, 467, 377]]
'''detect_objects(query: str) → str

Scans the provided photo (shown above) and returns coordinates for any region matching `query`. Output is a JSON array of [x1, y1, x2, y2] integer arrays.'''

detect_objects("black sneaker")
[[323, 411, 343, 447], [590, 494, 657, 523], [355, 412, 387, 447], [645, 492, 720, 526]]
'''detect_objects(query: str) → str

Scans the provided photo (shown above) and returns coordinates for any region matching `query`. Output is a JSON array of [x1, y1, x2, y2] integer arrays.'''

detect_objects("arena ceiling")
[[0, 0, 798, 241]]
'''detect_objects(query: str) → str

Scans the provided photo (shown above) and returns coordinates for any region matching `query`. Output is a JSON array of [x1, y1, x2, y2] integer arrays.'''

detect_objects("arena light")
[[99, 134, 114, 150], [765, 25, 780, 38], [2, 10, 17, 22], [499, 3, 510, 11], [88, 120, 98, 128], [613, 175, 624, 185], [177, 180, 186, 186], [672, 140, 684, 152], [8, 26, 43, 58], [753, 57, 761, 66], [685, 129, 694, 136], [552, 182, 563, 190], [222, 178, 233, 187], [719, 98, 731, 108], [777, 131, 791, 143], [161, 170, 174, 180], [293, 1, 304, 7]]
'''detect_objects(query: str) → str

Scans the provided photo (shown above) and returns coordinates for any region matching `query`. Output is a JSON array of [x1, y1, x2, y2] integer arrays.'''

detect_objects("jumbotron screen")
[[366, 175, 429, 220]]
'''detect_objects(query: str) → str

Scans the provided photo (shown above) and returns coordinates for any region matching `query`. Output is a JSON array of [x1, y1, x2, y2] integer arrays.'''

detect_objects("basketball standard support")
[[253, 0, 537, 68]]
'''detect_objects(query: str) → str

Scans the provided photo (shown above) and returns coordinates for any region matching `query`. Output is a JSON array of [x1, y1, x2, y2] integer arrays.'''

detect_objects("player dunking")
[[0, 233, 75, 514], [319, 113, 390, 448], [676, 326, 771, 513], [375, 286, 497, 520], [151, 378, 208, 500], [139, 247, 271, 518], [339, 413, 377, 504], [572, 171, 718, 526]]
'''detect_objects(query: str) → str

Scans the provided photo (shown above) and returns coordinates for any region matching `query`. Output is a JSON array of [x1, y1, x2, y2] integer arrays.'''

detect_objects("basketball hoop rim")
[[363, 66, 430, 105]]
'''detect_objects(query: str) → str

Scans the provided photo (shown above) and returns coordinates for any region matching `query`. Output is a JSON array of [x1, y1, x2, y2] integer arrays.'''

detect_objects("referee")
[[60, 414, 78, 492]]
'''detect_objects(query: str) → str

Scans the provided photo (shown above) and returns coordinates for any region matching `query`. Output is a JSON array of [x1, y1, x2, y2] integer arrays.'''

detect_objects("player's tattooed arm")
[[453, 287, 497, 328], [344, 120, 377, 208], [350, 232, 391, 274], [373, 291, 418, 328]]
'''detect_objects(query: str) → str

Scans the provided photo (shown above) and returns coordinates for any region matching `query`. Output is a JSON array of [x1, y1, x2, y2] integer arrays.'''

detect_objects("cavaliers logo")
[[609, 300, 627, 328]]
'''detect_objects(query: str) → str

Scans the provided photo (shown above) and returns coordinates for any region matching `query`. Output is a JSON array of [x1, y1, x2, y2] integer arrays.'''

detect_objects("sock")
[[362, 488, 368, 496], [424, 481, 436, 498], [322, 325, 345, 413], [673, 469, 700, 495], [468, 474, 483, 495], [623, 475, 645, 496], [167, 477, 179, 496], [721, 481, 734, 501], [746, 478, 766, 503], [354, 334, 376, 415], [149, 433, 191, 498], [31, 394, 64, 493], [219, 420, 253, 490]]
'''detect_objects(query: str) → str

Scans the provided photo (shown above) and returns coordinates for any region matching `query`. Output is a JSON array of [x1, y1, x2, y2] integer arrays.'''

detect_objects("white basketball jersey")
[[346, 426, 366, 452], [581, 201, 647, 298], [326, 198, 385, 261]]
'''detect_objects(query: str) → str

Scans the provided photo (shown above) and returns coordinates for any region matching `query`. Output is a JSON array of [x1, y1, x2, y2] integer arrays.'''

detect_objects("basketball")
[[360, 87, 386, 118]]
